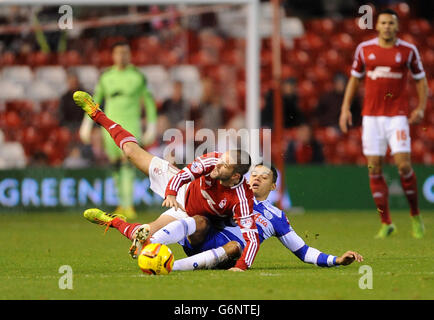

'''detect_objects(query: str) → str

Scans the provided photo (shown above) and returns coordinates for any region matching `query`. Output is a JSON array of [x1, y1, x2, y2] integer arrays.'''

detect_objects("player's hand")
[[228, 267, 244, 272], [142, 122, 157, 147], [336, 251, 364, 266], [162, 195, 185, 212], [79, 117, 93, 144], [339, 109, 352, 134], [408, 107, 425, 125]]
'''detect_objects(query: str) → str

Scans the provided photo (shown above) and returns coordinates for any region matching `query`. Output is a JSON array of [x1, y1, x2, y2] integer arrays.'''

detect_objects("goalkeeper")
[[80, 41, 157, 219]]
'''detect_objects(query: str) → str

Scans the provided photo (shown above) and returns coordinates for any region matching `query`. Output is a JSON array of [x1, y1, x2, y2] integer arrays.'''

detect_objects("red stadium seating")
[[0, 14, 432, 166]]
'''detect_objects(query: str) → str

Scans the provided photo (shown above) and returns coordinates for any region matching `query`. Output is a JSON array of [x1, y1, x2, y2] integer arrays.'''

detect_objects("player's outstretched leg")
[[83, 208, 127, 233], [73, 90, 154, 176]]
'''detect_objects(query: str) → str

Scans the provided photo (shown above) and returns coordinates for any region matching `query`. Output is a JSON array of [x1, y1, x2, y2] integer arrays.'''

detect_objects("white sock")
[[150, 217, 196, 245], [173, 247, 228, 271]]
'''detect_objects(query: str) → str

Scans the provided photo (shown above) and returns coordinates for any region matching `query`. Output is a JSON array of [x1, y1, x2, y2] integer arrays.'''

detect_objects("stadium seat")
[[0, 51, 16, 66], [57, 50, 83, 66], [0, 80, 25, 100], [295, 32, 325, 51], [306, 18, 337, 36], [70, 66, 100, 92], [27, 51, 52, 67], [421, 49, 434, 69], [27, 80, 59, 101], [139, 65, 171, 103], [331, 33, 354, 51], [35, 66, 68, 95], [0, 141, 27, 169], [409, 19, 432, 36], [1, 66, 33, 87]]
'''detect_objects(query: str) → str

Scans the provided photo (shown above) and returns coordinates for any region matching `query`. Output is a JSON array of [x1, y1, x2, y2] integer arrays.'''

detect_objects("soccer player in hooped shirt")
[[339, 9, 428, 239], [170, 163, 363, 271], [73, 89, 259, 271], [79, 41, 158, 220]]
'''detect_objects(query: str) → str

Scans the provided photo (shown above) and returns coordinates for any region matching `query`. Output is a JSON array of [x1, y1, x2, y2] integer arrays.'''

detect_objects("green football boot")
[[411, 215, 425, 239], [83, 208, 126, 233], [374, 223, 397, 239], [73, 91, 101, 117]]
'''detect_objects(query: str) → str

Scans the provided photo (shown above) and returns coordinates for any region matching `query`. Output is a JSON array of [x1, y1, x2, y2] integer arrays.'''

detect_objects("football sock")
[[92, 110, 138, 149], [111, 218, 141, 240], [369, 174, 392, 224], [400, 169, 419, 216], [120, 163, 135, 209], [150, 217, 196, 245], [172, 247, 227, 271]]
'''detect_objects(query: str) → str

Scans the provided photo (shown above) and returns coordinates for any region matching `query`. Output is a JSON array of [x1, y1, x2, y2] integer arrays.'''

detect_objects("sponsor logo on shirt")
[[368, 53, 376, 60], [367, 66, 403, 80], [240, 217, 253, 229], [395, 52, 402, 63]]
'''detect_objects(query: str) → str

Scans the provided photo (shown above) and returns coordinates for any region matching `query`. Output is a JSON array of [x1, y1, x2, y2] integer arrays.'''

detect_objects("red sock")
[[369, 174, 391, 224], [92, 110, 138, 149], [111, 218, 142, 240], [400, 170, 419, 216]]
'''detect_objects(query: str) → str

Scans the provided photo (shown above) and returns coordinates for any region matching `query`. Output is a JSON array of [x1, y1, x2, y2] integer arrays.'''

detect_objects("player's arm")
[[408, 45, 428, 125], [229, 200, 260, 271], [340, 43, 365, 133], [277, 226, 363, 267], [409, 77, 428, 124], [141, 79, 158, 147], [163, 152, 220, 211], [339, 76, 361, 134], [272, 212, 362, 266], [79, 78, 104, 144]]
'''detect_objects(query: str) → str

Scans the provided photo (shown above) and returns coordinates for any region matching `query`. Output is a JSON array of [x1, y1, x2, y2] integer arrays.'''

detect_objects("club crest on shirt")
[[190, 161, 204, 174], [219, 199, 227, 208], [395, 52, 401, 63], [263, 209, 273, 220]]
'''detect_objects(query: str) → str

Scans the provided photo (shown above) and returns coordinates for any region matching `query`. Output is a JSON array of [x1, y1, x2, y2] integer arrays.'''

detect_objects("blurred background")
[[0, 0, 432, 213]]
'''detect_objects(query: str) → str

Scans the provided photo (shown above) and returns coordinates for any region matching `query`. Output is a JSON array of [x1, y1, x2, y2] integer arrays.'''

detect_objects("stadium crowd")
[[0, 1, 432, 169]]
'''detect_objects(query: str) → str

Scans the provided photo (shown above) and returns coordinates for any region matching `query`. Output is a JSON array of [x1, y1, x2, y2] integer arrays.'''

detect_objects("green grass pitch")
[[1, 210, 433, 300]]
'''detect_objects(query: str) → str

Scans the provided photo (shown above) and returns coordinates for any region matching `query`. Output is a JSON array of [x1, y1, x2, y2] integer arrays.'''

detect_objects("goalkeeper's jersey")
[[93, 65, 149, 131]]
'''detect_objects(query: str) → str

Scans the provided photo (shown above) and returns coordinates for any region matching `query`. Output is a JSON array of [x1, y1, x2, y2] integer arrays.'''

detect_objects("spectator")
[[63, 144, 89, 168], [160, 81, 190, 129], [315, 73, 361, 130], [58, 71, 86, 131], [285, 124, 324, 164], [262, 78, 306, 129], [196, 78, 225, 131]]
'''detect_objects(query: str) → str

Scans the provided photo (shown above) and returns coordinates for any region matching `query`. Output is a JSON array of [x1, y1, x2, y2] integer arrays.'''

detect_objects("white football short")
[[148, 156, 189, 220], [362, 116, 411, 156]]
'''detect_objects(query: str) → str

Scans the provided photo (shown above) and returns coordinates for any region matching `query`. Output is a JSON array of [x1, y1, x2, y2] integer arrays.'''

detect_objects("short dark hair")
[[377, 8, 399, 20], [255, 162, 278, 183], [229, 149, 251, 176], [111, 40, 130, 50]]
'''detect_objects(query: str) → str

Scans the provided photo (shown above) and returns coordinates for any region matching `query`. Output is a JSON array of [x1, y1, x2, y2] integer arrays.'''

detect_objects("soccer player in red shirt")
[[73, 91, 260, 271], [339, 9, 428, 239]]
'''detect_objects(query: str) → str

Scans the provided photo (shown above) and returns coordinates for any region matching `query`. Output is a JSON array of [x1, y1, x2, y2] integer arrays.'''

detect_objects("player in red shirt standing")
[[73, 90, 260, 271], [339, 9, 428, 239]]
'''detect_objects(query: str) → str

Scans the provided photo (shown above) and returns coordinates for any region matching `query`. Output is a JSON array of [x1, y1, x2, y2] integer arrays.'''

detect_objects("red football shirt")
[[351, 37, 425, 116], [165, 152, 259, 270]]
